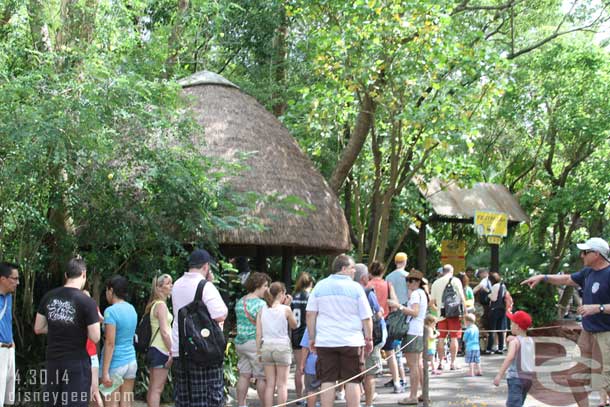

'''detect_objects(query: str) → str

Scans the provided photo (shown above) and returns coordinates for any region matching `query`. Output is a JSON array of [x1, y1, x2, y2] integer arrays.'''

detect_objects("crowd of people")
[[0, 236, 608, 407]]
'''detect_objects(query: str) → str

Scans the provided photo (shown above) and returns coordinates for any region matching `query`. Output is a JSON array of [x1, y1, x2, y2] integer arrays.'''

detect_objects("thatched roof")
[[416, 178, 529, 224], [180, 71, 351, 257]]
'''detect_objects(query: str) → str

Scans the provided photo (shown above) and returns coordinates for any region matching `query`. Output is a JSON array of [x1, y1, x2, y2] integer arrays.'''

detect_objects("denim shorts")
[[147, 347, 170, 369], [305, 373, 321, 392], [105, 360, 138, 380], [506, 377, 532, 407]]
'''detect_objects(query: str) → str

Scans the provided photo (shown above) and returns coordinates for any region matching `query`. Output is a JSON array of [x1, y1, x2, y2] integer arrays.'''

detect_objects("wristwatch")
[[600, 304, 605, 314]]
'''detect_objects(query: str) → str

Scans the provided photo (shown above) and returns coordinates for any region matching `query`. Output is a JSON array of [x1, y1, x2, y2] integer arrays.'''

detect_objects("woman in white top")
[[389, 269, 428, 406], [256, 282, 297, 407], [145, 274, 173, 407]]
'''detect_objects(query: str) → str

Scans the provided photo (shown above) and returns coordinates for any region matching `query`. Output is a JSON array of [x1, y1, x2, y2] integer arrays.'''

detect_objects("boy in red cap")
[[493, 310, 535, 407]]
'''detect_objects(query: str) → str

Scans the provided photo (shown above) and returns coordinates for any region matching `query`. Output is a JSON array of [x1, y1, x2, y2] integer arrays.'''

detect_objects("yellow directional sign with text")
[[474, 211, 508, 237], [441, 240, 466, 273]]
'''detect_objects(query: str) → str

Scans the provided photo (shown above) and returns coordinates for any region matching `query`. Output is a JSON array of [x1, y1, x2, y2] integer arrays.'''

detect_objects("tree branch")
[[508, 5, 610, 59]]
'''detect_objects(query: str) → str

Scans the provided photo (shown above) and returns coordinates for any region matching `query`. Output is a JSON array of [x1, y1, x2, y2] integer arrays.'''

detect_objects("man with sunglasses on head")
[[522, 237, 610, 407]]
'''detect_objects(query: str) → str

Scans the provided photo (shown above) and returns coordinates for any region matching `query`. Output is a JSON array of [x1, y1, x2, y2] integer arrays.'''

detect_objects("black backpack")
[[134, 308, 159, 354], [178, 280, 226, 367], [441, 277, 463, 318], [364, 288, 383, 346]]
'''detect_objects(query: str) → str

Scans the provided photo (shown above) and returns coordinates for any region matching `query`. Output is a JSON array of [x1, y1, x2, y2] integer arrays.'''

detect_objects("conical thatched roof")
[[180, 71, 351, 257]]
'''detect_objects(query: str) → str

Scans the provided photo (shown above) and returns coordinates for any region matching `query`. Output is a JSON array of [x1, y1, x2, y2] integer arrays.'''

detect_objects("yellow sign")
[[487, 236, 502, 245], [474, 211, 508, 237], [441, 240, 466, 273]]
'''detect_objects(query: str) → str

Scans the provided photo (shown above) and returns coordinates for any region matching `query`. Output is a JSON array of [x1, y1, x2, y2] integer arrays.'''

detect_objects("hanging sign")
[[474, 211, 508, 237]]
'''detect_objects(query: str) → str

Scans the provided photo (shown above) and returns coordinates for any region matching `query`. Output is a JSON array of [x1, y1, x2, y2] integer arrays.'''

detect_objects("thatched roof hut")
[[179, 71, 350, 270]]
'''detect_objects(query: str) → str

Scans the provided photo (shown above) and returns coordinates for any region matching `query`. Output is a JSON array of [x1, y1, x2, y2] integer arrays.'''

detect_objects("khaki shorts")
[[365, 343, 383, 376], [577, 330, 610, 391], [316, 346, 364, 383], [260, 343, 292, 366], [236, 340, 265, 378]]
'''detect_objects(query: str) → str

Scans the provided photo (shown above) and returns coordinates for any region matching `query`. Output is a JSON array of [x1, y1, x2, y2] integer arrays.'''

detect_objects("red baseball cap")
[[506, 310, 532, 330]]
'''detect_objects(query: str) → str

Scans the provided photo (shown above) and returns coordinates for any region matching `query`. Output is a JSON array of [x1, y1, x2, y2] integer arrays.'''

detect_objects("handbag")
[[386, 309, 409, 342]]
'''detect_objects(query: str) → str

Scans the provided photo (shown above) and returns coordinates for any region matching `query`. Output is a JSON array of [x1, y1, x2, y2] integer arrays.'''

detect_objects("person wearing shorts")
[[298, 329, 320, 407], [306, 254, 373, 407], [430, 264, 466, 371], [145, 274, 174, 407], [256, 282, 297, 407], [100, 276, 138, 407], [234, 272, 270, 407], [522, 237, 610, 406]]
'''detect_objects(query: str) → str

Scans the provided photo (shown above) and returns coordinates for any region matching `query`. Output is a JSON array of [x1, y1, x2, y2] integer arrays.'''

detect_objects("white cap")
[[577, 237, 610, 262]]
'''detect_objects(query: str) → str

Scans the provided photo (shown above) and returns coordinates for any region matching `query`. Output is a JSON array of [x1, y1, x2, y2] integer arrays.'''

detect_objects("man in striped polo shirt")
[[306, 254, 373, 407]]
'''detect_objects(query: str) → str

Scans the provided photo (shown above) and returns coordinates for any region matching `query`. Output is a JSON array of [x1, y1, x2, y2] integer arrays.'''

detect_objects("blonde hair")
[[424, 315, 437, 326], [145, 273, 172, 314], [465, 313, 476, 324]]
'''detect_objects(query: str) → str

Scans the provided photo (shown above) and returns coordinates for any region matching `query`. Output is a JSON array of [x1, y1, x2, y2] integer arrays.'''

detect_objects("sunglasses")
[[581, 250, 595, 256]]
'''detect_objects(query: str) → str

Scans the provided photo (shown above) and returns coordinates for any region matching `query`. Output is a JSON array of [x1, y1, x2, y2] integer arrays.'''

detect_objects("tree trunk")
[[272, 5, 288, 117], [165, 0, 189, 76], [329, 92, 376, 193], [27, 0, 51, 52]]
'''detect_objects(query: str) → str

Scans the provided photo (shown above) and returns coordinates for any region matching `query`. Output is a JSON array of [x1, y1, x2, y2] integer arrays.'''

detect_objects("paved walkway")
[[135, 336, 604, 406], [228, 350, 602, 407]]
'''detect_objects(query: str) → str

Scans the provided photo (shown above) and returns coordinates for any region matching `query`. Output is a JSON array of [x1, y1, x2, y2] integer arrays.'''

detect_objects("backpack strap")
[[194, 279, 207, 302], [149, 301, 162, 346]]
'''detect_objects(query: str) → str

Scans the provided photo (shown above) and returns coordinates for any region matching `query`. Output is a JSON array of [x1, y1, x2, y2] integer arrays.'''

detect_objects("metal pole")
[[423, 324, 429, 407]]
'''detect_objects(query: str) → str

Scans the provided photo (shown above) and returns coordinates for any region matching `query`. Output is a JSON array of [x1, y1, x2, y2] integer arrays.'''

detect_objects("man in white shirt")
[[306, 254, 373, 407], [430, 264, 466, 370], [172, 249, 228, 407]]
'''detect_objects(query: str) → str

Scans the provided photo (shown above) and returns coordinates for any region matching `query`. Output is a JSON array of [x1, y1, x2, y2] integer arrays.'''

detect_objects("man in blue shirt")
[[0, 262, 19, 406], [522, 237, 610, 407]]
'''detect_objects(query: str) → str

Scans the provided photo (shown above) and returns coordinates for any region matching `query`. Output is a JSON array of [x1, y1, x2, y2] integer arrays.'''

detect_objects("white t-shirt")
[[407, 288, 427, 336], [170, 272, 228, 357]]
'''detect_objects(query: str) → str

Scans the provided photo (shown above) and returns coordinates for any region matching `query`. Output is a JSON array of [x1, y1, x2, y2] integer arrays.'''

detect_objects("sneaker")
[[393, 384, 404, 394], [494, 349, 504, 355], [335, 390, 345, 401], [383, 379, 394, 388]]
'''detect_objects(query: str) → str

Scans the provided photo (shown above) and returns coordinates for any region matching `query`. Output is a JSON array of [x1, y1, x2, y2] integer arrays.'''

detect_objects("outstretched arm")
[[521, 274, 577, 289]]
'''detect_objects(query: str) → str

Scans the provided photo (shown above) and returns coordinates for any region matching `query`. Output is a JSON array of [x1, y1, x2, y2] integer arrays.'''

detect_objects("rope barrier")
[[271, 335, 418, 407], [435, 325, 563, 334]]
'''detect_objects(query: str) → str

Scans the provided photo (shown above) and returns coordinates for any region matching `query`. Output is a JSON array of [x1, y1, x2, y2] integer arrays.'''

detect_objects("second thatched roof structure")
[[180, 71, 350, 257]]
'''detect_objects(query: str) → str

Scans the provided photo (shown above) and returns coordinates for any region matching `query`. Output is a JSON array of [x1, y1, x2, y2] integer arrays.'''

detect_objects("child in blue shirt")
[[299, 328, 320, 407], [463, 313, 482, 376]]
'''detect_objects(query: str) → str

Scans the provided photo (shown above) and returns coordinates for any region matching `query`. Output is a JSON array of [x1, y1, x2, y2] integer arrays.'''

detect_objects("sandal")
[[418, 395, 430, 403], [398, 398, 418, 405]]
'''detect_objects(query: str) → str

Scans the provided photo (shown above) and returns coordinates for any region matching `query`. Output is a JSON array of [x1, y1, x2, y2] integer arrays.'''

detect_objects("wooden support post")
[[491, 243, 499, 273], [256, 246, 268, 273], [282, 247, 294, 293], [418, 222, 427, 273]]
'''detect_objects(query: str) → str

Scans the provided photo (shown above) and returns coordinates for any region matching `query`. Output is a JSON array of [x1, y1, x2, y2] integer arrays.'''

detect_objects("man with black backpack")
[[171, 249, 228, 407], [430, 264, 466, 370]]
